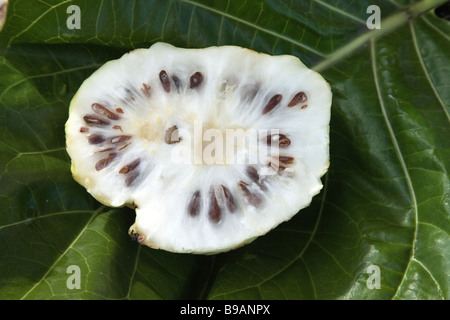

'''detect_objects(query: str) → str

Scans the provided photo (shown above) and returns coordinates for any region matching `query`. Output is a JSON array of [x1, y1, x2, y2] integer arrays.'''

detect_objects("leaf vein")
[[176, 0, 325, 56], [19, 207, 103, 300], [371, 39, 419, 299], [409, 20, 450, 122]]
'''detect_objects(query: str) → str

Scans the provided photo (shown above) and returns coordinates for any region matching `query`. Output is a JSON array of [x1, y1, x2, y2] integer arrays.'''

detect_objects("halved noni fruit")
[[65, 42, 332, 254]]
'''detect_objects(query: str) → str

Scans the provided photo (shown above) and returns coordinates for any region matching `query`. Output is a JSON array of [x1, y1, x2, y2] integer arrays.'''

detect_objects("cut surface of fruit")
[[65, 42, 332, 254]]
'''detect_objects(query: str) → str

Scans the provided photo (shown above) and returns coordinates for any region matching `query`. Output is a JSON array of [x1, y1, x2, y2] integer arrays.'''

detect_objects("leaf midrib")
[[370, 38, 421, 299]]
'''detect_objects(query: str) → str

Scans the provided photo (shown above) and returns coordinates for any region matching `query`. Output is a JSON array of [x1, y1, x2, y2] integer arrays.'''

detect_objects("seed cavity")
[[221, 185, 236, 213], [83, 114, 110, 126], [110, 135, 132, 144], [125, 171, 140, 187], [190, 72, 203, 89], [208, 189, 221, 223], [141, 83, 151, 97], [267, 134, 291, 148], [116, 108, 124, 114], [268, 161, 286, 174], [172, 76, 181, 90], [119, 159, 141, 174], [246, 166, 267, 191], [95, 152, 117, 171], [188, 191, 202, 217], [159, 70, 171, 93], [112, 125, 123, 132], [92, 103, 120, 120], [95, 147, 115, 154], [164, 125, 181, 144], [241, 83, 259, 102], [262, 94, 282, 114], [119, 142, 132, 151], [288, 91, 307, 107], [121, 87, 137, 102], [238, 181, 261, 207], [88, 134, 106, 145]]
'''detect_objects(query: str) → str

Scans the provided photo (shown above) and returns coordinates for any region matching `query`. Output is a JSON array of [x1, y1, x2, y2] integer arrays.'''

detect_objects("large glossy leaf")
[[0, 0, 448, 300]]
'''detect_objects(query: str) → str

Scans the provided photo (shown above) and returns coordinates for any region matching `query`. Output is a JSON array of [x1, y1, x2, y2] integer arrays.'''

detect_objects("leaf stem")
[[313, 0, 449, 72]]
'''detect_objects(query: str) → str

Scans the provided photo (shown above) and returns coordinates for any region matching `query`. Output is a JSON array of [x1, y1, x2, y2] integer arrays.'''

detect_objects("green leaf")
[[0, 0, 448, 300]]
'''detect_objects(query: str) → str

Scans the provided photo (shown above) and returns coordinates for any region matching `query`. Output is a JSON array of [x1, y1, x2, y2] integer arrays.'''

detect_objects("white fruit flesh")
[[65, 42, 332, 254]]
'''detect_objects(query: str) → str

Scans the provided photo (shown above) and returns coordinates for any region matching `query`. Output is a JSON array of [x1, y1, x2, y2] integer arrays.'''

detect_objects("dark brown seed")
[[279, 156, 295, 164], [267, 134, 291, 148], [288, 91, 307, 107], [159, 70, 171, 93], [279, 135, 291, 147], [221, 185, 236, 213], [95, 153, 117, 171], [119, 159, 141, 174], [88, 134, 106, 145], [80, 127, 89, 133], [164, 125, 181, 144], [83, 114, 110, 126], [92, 103, 120, 120], [208, 190, 221, 223], [301, 104, 308, 109], [116, 108, 124, 114], [238, 181, 261, 207], [141, 83, 151, 97], [110, 135, 132, 144], [190, 72, 203, 89], [246, 166, 259, 183], [188, 191, 201, 217], [262, 94, 282, 114]]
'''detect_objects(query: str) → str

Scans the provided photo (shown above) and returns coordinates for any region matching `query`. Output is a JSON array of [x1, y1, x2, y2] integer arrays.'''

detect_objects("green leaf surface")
[[0, 0, 448, 300]]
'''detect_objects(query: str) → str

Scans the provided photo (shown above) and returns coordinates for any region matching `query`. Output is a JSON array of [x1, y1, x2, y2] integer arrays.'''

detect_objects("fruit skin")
[[65, 42, 332, 254]]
